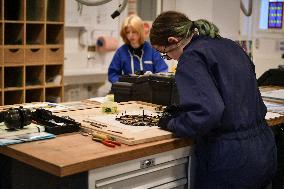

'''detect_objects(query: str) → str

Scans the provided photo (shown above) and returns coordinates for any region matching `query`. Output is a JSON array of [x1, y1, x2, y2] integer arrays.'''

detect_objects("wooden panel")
[[57, 101, 284, 144], [57, 101, 173, 145]]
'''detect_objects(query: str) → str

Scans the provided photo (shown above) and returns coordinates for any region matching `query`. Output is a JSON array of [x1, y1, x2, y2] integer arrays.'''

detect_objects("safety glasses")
[[160, 39, 184, 60]]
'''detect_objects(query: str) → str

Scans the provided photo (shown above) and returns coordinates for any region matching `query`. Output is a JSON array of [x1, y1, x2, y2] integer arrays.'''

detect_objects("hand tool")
[[92, 132, 121, 147], [92, 137, 116, 148]]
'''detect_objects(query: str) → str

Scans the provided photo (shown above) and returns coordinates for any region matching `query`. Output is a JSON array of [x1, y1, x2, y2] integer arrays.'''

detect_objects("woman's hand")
[[158, 105, 181, 130]]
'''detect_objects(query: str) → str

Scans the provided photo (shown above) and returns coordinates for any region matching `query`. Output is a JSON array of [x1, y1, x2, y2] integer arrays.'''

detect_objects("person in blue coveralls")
[[108, 15, 168, 83], [150, 11, 277, 189]]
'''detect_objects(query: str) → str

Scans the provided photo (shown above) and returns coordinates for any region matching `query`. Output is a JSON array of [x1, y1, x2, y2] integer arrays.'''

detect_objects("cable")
[[75, 0, 112, 6], [74, 0, 128, 19], [241, 0, 252, 17]]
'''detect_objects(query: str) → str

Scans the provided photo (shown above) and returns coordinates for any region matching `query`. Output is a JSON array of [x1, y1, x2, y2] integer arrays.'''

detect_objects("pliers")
[[92, 137, 121, 147]]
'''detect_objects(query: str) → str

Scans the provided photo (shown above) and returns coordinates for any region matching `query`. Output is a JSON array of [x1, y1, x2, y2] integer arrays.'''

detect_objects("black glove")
[[158, 112, 173, 130], [164, 104, 182, 116], [158, 105, 182, 130]]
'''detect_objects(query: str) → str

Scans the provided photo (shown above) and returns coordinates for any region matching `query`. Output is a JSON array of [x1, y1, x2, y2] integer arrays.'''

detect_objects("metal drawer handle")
[[140, 158, 155, 169]]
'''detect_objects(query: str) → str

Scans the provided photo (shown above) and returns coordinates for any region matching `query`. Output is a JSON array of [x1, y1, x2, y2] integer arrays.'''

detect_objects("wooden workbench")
[[0, 134, 192, 177], [0, 99, 283, 189], [0, 101, 193, 189], [0, 133, 192, 189]]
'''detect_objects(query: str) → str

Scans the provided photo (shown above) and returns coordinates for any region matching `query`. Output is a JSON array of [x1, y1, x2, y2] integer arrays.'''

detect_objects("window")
[[268, 1, 283, 28], [259, 0, 284, 30]]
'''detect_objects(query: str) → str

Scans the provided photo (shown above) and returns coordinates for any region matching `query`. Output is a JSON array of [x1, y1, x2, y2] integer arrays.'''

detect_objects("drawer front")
[[89, 147, 191, 181], [4, 48, 24, 63], [46, 47, 64, 63], [25, 48, 44, 63], [89, 146, 192, 189], [95, 162, 188, 189]]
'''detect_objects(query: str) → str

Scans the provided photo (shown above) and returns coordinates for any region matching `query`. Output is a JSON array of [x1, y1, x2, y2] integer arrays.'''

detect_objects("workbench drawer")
[[95, 162, 188, 189], [89, 146, 192, 189]]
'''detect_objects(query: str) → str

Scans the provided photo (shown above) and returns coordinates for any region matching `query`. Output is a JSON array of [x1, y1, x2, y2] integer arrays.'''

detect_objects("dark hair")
[[150, 11, 221, 46]]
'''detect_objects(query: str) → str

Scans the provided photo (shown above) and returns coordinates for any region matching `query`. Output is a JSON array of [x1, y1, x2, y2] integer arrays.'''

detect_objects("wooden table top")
[[0, 133, 193, 177]]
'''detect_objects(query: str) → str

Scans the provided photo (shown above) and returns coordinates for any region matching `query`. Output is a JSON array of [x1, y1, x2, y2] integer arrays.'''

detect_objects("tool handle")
[[92, 137, 103, 142], [92, 137, 115, 148], [92, 132, 108, 140], [105, 139, 121, 146], [102, 140, 116, 147], [92, 131, 117, 141]]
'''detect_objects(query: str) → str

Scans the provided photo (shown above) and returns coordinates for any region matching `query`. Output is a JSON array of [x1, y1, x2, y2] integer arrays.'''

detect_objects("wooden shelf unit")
[[0, 0, 64, 105]]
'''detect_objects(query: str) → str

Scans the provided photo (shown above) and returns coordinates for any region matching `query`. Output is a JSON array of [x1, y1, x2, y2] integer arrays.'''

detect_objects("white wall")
[[161, 0, 241, 74], [174, 0, 240, 39], [64, 0, 125, 100], [64, 0, 122, 72], [212, 0, 240, 39]]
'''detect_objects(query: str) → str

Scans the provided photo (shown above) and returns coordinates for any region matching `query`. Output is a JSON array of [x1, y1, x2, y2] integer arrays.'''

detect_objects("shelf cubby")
[[4, 47, 24, 64], [26, 65, 44, 86], [4, 66, 23, 88], [26, 0, 45, 21], [45, 87, 62, 103], [4, 23, 24, 45], [45, 64, 62, 85], [47, 0, 64, 22], [26, 88, 44, 103], [4, 0, 24, 21], [46, 24, 63, 44], [4, 90, 23, 105], [0, 0, 2, 21], [26, 24, 44, 45], [46, 46, 63, 63], [25, 47, 44, 63]]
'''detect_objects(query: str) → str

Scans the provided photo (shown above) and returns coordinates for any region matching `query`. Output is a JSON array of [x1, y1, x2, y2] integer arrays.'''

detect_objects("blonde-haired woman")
[[108, 15, 168, 83]]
